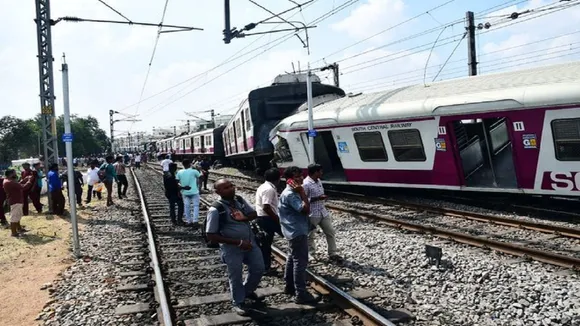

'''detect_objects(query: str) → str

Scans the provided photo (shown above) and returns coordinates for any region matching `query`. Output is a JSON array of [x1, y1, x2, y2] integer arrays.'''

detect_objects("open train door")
[[300, 131, 346, 181], [450, 117, 518, 188]]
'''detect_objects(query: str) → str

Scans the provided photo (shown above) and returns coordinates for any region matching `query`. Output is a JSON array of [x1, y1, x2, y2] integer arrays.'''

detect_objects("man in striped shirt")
[[303, 164, 342, 262]]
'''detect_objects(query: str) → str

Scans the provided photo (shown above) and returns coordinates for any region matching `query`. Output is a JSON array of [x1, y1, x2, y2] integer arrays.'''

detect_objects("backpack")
[[98, 164, 108, 181], [202, 196, 246, 248]]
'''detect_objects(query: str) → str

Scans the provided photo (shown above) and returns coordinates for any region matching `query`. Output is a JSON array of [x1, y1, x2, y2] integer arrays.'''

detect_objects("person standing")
[[47, 163, 65, 215], [255, 168, 283, 275], [176, 159, 201, 228], [20, 163, 36, 216], [114, 157, 128, 199], [278, 166, 321, 304], [31, 162, 44, 213], [99, 156, 117, 206], [199, 156, 211, 191], [134, 152, 142, 169], [3, 169, 34, 237], [303, 164, 342, 262], [205, 179, 265, 316], [164, 163, 186, 225], [0, 175, 8, 226], [160, 155, 173, 172], [86, 161, 101, 203]]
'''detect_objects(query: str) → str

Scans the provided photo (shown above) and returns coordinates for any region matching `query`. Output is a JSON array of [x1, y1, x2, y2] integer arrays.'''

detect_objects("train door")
[[240, 111, 248, 151], [200, 135, 206, 153], [301, 131, 346, 181], [451, 117, 518, 188], [190, 137, 194, 153]]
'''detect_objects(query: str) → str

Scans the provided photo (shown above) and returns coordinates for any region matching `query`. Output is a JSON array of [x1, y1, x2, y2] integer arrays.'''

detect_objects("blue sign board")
[[62, 133, 74, 143], [307, 129, 318, 138], [337, 141, 349, 153]]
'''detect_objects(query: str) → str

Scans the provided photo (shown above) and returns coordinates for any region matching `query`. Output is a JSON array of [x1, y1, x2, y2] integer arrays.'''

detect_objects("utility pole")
[[61, 55, 80, 258], [35, 0, 59, 211], [173, 126, 177, 136], [306, 65, 315, 165], [466, 11, 477, 76], [109, 110, 140, 153], [321, 63, 339, 87]]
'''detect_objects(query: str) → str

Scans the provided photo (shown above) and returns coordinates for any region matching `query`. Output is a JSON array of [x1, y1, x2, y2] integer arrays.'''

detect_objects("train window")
[[552, 118, 580, 161], [353, 132, 388, 162], [235, 119, 241, 137], [388, 129, 426, 162], [274, 136, 293, 162], [245, 108, 252, 131], [194, 137, 200, 147]]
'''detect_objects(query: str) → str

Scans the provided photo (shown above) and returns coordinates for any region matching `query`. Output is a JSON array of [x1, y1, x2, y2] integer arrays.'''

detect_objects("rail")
[[270, 246, 396, 326], [130, 168, 173, 326]]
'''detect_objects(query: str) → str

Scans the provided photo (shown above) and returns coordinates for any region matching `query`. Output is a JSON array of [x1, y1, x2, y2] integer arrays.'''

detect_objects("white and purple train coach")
[[270, 61, 580, 197]]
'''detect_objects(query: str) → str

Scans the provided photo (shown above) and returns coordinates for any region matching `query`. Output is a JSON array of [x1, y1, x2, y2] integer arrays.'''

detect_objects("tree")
[[0, 114, 110, 164], [0, 116, 38, 163]]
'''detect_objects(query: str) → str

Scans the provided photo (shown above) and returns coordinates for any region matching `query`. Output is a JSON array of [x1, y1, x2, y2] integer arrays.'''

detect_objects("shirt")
[[303, 176, 329, 219], [161, 159, 173, 172], [255, 181, 279, 217], [176, 168, 201, 195], [200, 160, 211, 170], [114, 162, 126, 175], [100, 163, 117, 182], [3, 178, 33, 205], [163, 171, 179, 197], [36, 170, 44, 189], [205, 197, 257, 248], [47, 170, 62, 192], [134, 155, 141, 163], [278, 185, 309, 240], [86, 167, 99, 186], [21, 169, 36, 191]]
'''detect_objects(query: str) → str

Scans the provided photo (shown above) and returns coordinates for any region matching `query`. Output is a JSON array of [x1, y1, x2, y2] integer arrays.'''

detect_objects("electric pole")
[[109, 110, 140, 153], [466, 11, 477, 76], [35, 0, 59, 211], [173, 126, 177, 136]]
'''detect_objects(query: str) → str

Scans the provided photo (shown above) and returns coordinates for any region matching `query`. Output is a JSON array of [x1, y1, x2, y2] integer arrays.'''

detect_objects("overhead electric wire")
[[129, 0, 171, 131], [313, 0, 457, 65], [97, 0, 132, 22], [138, 0, 361, 119], [117, 0, 322, 115]]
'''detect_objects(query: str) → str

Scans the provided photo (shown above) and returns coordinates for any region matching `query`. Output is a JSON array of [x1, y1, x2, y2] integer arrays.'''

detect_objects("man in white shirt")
[[161, 155, 173, 172], [255, 168, 283, 275], [134, 152, 142, 169], [85, 161, 102, 203]]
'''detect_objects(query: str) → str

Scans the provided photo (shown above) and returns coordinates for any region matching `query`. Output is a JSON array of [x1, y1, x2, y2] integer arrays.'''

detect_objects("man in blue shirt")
[[176, 159, 201, 227], [47, 163, 65, 215], [278, 166, 321, 305], [205, 179, 264, 316]]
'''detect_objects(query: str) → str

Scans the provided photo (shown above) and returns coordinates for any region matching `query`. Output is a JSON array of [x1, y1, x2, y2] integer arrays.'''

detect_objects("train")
[[157, 61, 580, 197], [155, 72, 345, 169]]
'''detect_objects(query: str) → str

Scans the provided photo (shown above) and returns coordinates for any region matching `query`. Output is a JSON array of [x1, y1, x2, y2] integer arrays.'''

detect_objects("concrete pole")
[[62, 56, 80, 258], [306, 63, 315, 164]]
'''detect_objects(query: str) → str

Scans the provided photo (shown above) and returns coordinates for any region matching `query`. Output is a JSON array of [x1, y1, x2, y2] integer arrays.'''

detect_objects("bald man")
[[205, 179, 265, 316]]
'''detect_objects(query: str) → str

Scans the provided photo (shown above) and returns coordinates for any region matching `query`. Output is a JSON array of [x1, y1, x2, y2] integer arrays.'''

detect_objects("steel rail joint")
[[130, 168, 173, 326]]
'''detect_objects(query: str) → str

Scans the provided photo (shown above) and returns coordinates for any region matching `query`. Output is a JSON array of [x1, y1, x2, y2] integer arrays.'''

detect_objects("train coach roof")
[[274, 61, 580, 130]]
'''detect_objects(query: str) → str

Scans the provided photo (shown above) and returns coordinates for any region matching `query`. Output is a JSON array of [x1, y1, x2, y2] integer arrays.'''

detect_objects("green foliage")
[[0, 114, 110, 164]]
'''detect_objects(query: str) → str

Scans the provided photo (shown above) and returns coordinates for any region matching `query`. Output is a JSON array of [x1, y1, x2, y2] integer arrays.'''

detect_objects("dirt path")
[[0, 188, 105, 326]]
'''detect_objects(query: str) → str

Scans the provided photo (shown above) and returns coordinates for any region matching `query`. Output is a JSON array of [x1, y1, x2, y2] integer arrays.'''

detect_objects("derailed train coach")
[[222, 73, 345, 170], [270, 61, 580, 197]]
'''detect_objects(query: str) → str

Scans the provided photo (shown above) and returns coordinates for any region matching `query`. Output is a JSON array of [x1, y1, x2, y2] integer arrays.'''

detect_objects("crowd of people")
[[0, 151, 150, 237], [162, 159, 342, 316]]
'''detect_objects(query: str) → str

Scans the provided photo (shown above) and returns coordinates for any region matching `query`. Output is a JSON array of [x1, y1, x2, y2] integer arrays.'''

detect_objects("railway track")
[[134, 166, 399, 326], [146, 164, 580, 269]]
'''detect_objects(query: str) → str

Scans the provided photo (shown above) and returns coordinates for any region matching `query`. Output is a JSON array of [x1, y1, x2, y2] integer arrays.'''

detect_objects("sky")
[[1, 0, 580, 138]]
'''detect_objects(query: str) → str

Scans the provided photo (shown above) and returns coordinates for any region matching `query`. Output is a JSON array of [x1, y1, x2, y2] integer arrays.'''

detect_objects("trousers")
[[221, 244, 265, 305], [183, 194, 200, 223], [51, 189, 65, 215], [117, 175, 128, 197], [284, 235, 309, 297], [86, 185, 102, 202], [257, 216, 282, 271], [168, 195, 184, 223], [308, 215, 338, 256]]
